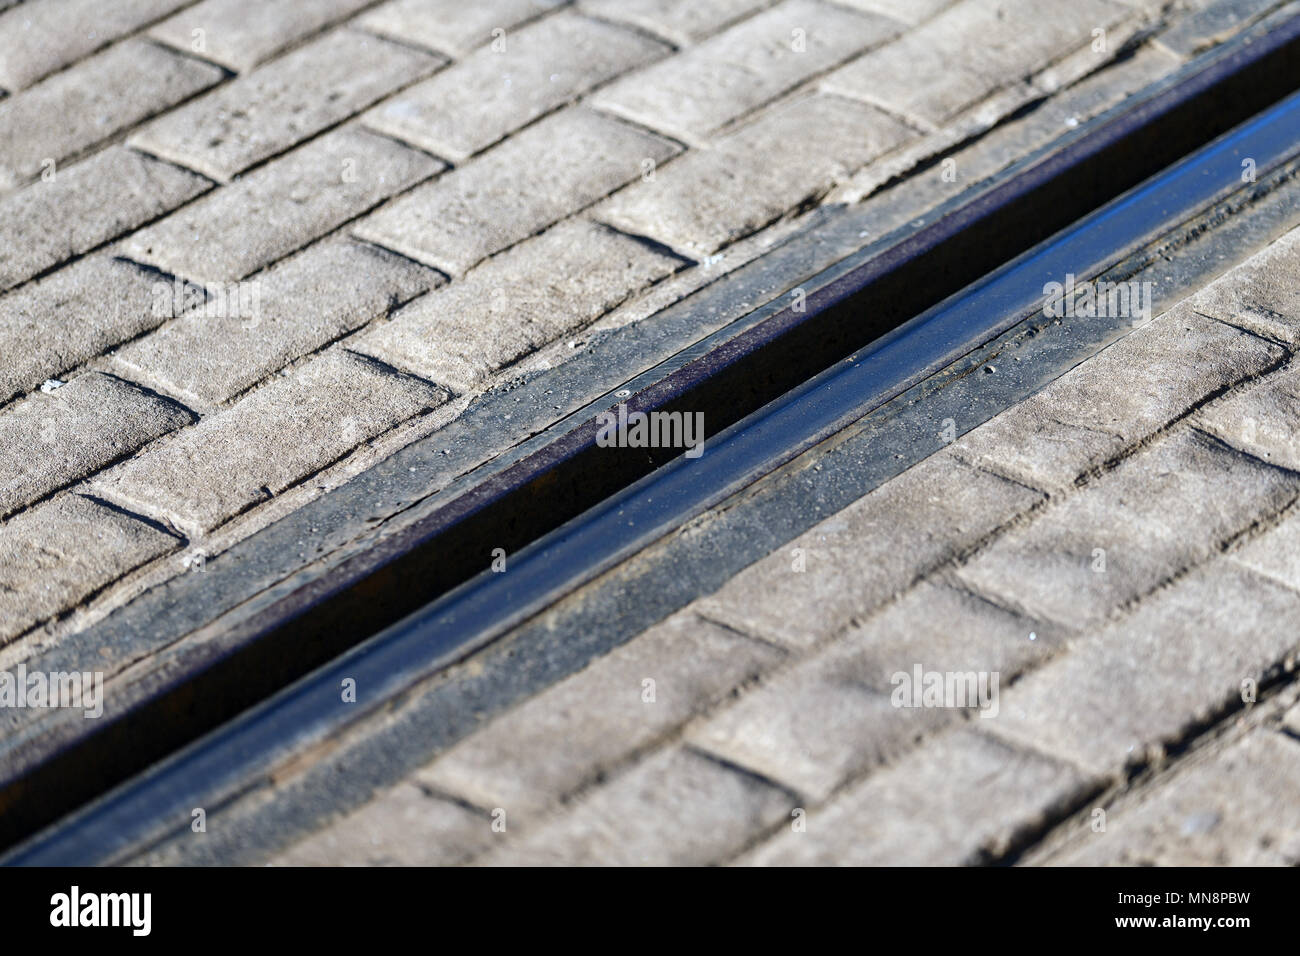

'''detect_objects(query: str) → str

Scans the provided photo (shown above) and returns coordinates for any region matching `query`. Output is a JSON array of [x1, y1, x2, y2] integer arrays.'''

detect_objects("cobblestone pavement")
[[1, 0, 1297, 865]]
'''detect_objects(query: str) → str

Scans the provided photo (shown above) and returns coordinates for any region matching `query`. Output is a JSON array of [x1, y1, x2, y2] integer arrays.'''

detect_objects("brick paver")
[[578, 0, 769, 46], [356, 0, 561, 57]]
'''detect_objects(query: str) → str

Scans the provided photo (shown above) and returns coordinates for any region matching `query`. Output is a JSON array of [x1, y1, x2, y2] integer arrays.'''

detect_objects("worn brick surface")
[[275, 787, 491, 866], [956, 429, 1300, 631], [1187, 225, 1300, 345], [115, 239, 437, 405], [150, 0, 375, 73], [130, 31, 440, 182], [1230, 507, 1300, 592], [833, 0, 956, 25], [0, 373, 192, 518], [990, 560, 1300, 776], [123, 127, 441, 284], [591, 0, 899, 143], [357, 0, 560, 57], [95, 351, 448, 533], [697, 450, 1041, 649], [0, 495, 179, 643], [1156, 0, 1279, 57], [0, 40, 224, 190], [744, 728, 1094, 865], [418, 611, 784, 817], [823, 0, 1126, 125], [0, 255, 201, 405], [0, 0, 193, 90], [598, 92, 914, 256], [356, 108, 677, 276], [355, 219, 684, 389], [365, 12, 667, 163], [1195, 364, 1300, 472], [578, 0, 769, 45], [687, 640, 953, 802], [0, 147, 210, 293], [953, 308, 1284, 493], [475, 747, 793, 866], [1050, 729, 1300, 865]]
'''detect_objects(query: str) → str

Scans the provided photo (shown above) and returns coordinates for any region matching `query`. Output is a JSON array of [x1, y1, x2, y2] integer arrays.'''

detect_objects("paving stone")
[[357, 0, 561, 57], [115, 239, 437, 405], [823, 0, 1126, 126], [1050, 729, 1300, 865], [989, 560, 1300, 776], [0, 495, 180, 643], [0, 0, 193, 91], [952, 308, 1284, 493], [1156, 0, 1279, 57], [364, 12, 667, 163], [150, 0, 375, 73], [355, 219, 684, 389], [0, 40, 225, 190], [94, 350, 448, 533], [123, 127, 441, 285], [1195, 364, 1300, 473], [418, 611, 784, 817], [0, 373, 192, 518], [742, 728, 1094, 865], [1229, 506, 1300, 592], [130, 30, 440, 182], [590, 0, 899, 143], [274, 786, 491, 866], [355, 107, 677, 276], [687, 638, 955, 802], [0, 255, 202, 405], [833, 578, 1073, 694], [475, 747, 793, 866], [697, 449, 1041, 650], [598, 92, 914, 256], [0, 147, 210, 293], [578, 0, 769, 45], [831, 0, 956, 24], [1187, 225, 1300, 345], [955, 429, 1300, 631]]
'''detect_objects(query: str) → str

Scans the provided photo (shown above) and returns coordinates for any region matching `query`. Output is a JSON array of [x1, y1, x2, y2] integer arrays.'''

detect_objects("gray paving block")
[[357, 0, 561, 57], [1187, 225, 1300, 345], [1050, 729, 1300, 865], [953, 307, 1285, 493], [115, 238, 437, 405], [597, 92, 914, 256], [955, 428, 1300, 631], [742, 728, 1094, 865], [578, 0, 768, 45], [989, 559, 1300, 776], [130, 30, 441, 182], [0, 147, 210, 293], [418, 611, 785, 816], [94, 350, 448, 533], [150, 0, 375, 73], [590, 0, 900, 142], [364, 11, 668, 163], [355, 107, 678, 276], [0, 255, 202, 405], [475, 747, 793, 865], [1195, 365, 1300, 473], [687, 639, 956, 802], [1229, 507, 1300, 592], [697, 449, 1041, 649], [123, 127, 441, 284], [355, 218, 684, 389], [0, 0, 193, 90], [0, 39, 224, 189], [274, 786, 491, 866], [832, 0, 956, 24], [0, 373, 192, 518], [0, 495, 180, 643], [1156, 0, 1279, 58], [823, 0, 1126, 125]]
